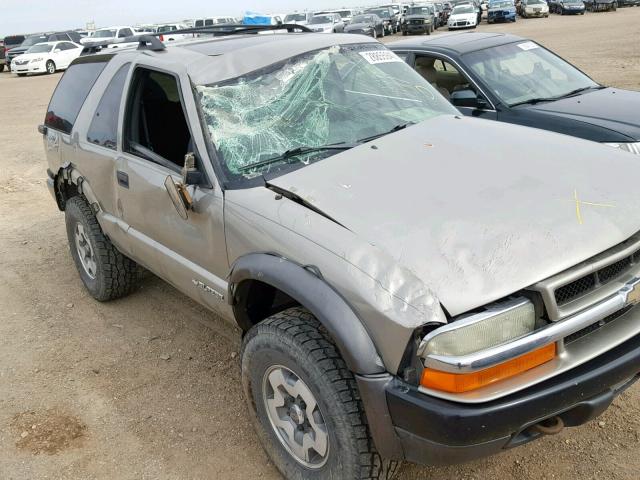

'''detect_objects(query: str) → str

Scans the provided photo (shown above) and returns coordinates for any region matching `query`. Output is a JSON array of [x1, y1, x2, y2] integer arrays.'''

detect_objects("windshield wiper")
[[357, 121, 415, 143], [557, 85, 604, 99], [511, 86, 604, 107], [509, 97, 557, 107], [238, 143, 356, 173]]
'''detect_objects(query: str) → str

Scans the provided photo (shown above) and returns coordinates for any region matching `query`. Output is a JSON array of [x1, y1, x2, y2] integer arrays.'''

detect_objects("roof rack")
[[163, 23, 313, 36], [79, 24, 312, 56]]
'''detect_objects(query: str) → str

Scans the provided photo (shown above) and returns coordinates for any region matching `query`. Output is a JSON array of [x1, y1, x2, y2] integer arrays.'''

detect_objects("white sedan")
[[447, 4, 479, 29], [11, 41, 83, 76]]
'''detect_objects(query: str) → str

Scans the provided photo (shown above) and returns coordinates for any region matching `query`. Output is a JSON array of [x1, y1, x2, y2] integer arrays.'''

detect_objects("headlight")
[[31, 57, 44, 63], [604, 142, 640, 155], [418, 298, 557, 394], [421, 298, 536, 357]]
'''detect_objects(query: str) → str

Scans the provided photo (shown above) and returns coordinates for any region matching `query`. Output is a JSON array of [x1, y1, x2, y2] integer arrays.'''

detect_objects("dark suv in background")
[[6, 31, 82, 70], [1, 35, 25, 72]]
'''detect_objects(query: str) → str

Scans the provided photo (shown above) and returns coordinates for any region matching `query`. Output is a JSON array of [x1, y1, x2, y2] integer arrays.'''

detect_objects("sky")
[[1, 0, 367, 37]]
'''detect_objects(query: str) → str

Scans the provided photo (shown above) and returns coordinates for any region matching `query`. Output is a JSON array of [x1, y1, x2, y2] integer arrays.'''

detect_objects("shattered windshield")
[[196, 44, 457, 180]]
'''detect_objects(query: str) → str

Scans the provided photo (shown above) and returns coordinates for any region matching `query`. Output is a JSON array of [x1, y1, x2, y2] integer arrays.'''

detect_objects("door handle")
[[116, 170, 129, 189]]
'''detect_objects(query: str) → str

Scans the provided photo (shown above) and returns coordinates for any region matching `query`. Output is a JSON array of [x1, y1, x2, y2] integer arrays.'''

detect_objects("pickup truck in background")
[[1, 35, 26, 72]]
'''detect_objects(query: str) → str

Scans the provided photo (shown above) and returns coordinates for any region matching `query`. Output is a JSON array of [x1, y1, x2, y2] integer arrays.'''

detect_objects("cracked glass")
[[196, 44, 457, 179]]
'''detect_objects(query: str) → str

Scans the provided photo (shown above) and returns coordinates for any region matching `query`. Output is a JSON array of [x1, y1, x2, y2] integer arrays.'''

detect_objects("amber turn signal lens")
[[421, 343, 556, 393]]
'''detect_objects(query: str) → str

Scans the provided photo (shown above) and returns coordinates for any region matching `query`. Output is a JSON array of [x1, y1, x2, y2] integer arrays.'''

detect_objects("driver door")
[[114, 65, 230, 314]]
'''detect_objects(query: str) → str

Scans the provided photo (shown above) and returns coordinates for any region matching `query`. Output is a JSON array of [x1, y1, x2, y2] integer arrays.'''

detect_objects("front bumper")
[[525, 9, 549, 15], [403, 22, 431, 33], [362, 330, 640, 464], [12, 62, 46, 74], [448, 20, 476, 28]]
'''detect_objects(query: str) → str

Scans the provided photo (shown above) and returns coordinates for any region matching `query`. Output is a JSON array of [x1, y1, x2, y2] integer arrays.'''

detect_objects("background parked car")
[[447, 3, 479, 29], [80, 26, 136, 45], [11, 41, 82, 76], [155, 24, 194, 42], [521, 0, 551, 16], [551, 0, 586, 13], [344, 14, 385, 37], [488, 0, 518, 21], [308, 13, 345, 32], [583, 0, 617, 10], [5, 33, 79, 70], [283, 12, 314, 25], [193, 17, 236, 27], [314, 9, 357, 25], [402, 5, 436, 35], [364, 6, 398, 34], [390, 32, 640, 153], [2, 34, 26, 69]]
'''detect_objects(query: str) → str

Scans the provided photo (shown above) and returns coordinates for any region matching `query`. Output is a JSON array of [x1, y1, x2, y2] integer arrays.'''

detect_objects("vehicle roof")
[[95, 33, 378, 85], [389, 31, 525, 54]]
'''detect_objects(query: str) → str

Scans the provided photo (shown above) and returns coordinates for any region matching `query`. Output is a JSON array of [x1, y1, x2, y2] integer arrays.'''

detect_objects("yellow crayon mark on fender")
[[573, 189, 615, 225]]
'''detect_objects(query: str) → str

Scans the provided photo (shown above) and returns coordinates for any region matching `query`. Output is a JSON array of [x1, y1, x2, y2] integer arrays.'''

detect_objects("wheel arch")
[[228, 253, 386, 375], [49, 165, 101, 213]]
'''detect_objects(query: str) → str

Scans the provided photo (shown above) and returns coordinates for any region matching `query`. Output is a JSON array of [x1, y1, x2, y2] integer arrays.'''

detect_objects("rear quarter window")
[[45, 58, 109, 134]]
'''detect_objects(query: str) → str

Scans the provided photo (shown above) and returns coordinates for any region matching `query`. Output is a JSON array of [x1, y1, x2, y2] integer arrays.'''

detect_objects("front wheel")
[[241, 308, 398, 480], [46, 60, 56, 74]]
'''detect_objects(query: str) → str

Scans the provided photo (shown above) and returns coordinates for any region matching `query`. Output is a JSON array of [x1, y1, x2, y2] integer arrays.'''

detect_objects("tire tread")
[[243, 307, 399, 480]]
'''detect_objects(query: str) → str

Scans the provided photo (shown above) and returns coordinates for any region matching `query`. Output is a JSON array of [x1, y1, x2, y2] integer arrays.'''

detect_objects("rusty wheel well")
[[53, 170, 80, 211], [232, 279, 301, 332]]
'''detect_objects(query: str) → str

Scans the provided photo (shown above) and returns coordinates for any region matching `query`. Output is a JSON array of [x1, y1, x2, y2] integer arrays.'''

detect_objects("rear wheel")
[[65, 196, 141, 301], [241, 308, 398, 480], [46, 60, 56, 74]]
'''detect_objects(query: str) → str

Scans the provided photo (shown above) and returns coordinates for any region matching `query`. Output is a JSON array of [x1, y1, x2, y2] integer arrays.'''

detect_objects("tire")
[[46, 60, 56, 74], [65, 196, 141, 301], [241, 307, 399, 480]]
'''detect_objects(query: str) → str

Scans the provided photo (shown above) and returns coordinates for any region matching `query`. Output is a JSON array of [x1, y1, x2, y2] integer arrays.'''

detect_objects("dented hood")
[[269, 115, 640, 316]]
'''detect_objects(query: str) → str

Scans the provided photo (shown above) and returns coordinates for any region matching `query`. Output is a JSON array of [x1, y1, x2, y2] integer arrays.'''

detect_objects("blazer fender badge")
[[192, 279, 224, 300]]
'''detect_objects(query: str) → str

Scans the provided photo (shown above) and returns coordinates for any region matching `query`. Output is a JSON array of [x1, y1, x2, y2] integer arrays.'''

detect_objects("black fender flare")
[[228, 253, 385, 375]]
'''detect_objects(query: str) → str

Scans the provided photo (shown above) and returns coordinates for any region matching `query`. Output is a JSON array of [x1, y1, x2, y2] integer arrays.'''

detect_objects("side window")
[[124, 69, 192, 171], [195, 20, 204, 27], [414, 55, 471, 98], [45, 60, 108, 134], [118, 28, 133, 38], [87, 63, 131, 150], [58, 43, 74, 50]]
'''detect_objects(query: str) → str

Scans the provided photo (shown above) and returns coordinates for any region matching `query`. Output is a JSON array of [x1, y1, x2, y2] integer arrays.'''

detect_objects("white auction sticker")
[[517, 41, 539, 51], [359, 50, 403, 65]]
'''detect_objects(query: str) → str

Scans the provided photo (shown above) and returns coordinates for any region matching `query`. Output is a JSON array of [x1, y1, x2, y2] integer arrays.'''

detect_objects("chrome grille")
[[554, 253, 637, 306], [531, 231, 640, 320], [554, 275, 596, 305]]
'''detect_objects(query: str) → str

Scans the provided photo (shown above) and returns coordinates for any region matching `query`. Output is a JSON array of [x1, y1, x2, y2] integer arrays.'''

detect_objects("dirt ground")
[[1, 10, 639, 480]]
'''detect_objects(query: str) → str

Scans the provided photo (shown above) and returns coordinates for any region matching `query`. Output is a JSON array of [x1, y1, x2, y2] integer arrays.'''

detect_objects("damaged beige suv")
[[42, 27, 640, 480]]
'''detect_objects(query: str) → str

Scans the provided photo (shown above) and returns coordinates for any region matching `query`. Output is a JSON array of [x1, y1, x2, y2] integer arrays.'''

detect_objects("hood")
[[268, 115, 640, 316], [450, 13, 477, 19], [406, 14, 431, 19], [489, 4, 516, 10], [529, 88, 640, 141], [12, 52, 48, 61]]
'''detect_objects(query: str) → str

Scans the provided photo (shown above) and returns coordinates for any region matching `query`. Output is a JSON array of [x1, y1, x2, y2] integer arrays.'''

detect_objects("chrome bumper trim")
[[421, 277, 640, 374]]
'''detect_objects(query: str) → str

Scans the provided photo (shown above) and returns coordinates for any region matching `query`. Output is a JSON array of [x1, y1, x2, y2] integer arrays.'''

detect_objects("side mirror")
[[164, 176, 191, 220], [182, 152, 204, 185], [450, 89, 488, 109], [54, 49, 61, 53]]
